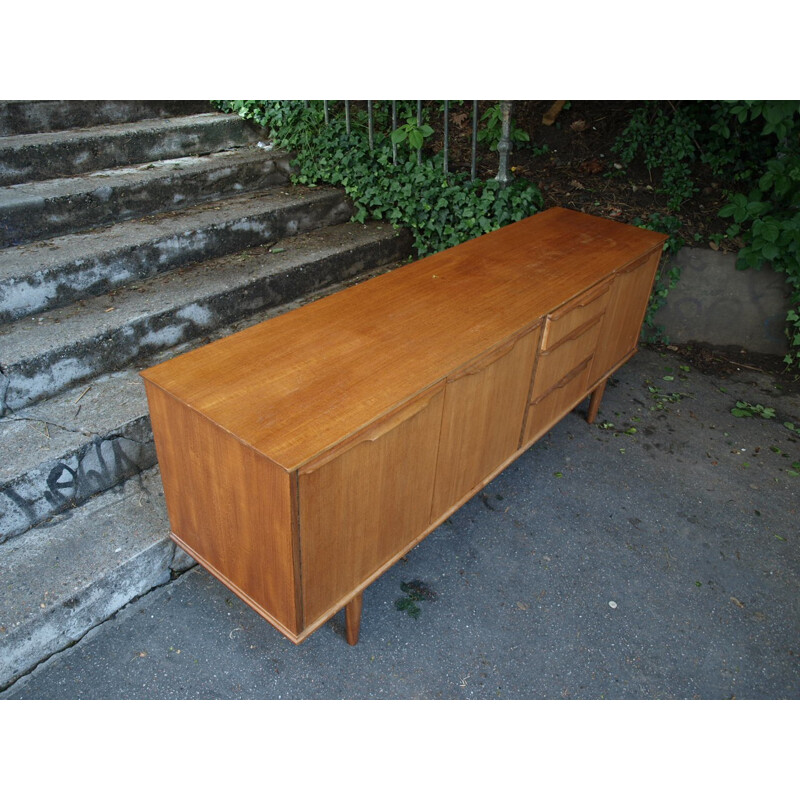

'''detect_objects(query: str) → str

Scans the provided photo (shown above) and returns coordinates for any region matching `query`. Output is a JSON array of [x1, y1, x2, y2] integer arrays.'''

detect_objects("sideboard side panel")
[[144, 382, 301, 635]]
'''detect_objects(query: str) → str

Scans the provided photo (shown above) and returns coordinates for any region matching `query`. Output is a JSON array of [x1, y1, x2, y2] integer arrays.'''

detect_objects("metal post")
[[417, 100, 423, 165], [471, 100, 478, 181], [368, 100, 374, 150], [345, 101, 351, 135], [495, 101, 514, 187], [392, 101, 398, 165], [324, 100, 329, 125], [443, 100, 449, 176]]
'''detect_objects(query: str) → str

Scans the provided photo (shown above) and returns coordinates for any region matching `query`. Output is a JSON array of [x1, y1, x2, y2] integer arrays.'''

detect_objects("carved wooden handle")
[[299, 383, 444, 475], [618, 251, 655, 274], [449, 324, 541, 381], [550, 280, 611, 319], [532, 356, 593, 403], [543, 313, 603, 354]]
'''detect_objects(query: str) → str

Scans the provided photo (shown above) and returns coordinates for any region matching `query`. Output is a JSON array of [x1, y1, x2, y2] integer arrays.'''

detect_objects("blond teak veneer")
[[141, 208, 666, 644]]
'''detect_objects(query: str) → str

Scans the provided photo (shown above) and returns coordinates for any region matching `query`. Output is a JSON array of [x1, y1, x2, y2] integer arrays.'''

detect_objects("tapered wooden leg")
[[586, 379, 607, 425], [345, 592, 363, 646]]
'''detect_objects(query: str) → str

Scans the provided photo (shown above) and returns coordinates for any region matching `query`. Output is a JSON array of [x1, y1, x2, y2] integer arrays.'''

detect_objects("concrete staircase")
[[0, 100, 412, 688]]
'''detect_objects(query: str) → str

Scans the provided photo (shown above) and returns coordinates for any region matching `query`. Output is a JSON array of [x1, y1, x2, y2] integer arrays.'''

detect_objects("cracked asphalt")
[[2, 347, 798, 700]]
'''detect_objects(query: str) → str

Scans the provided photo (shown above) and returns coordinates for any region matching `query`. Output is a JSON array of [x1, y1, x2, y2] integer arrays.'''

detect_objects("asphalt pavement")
[[3, 347, 798, 700]]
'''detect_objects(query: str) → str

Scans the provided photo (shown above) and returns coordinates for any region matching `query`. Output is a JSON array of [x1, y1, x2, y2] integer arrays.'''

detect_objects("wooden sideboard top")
[[141, 207, 666, 470]]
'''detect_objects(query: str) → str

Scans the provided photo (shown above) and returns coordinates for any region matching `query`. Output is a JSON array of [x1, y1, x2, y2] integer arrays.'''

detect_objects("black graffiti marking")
[[43, 462, 78, 505], [2, 435, 149, 536]]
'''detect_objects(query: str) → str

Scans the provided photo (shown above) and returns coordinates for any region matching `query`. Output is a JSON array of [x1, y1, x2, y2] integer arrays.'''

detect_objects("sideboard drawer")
[[541, 279, 611, 351], [522, 357, 593, 445], [531, 314, 602, 402]]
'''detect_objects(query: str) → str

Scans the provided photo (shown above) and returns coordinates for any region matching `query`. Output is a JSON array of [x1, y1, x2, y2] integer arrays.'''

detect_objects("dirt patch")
[[645, 341, 800, 394], [443, 100, 734, 249]]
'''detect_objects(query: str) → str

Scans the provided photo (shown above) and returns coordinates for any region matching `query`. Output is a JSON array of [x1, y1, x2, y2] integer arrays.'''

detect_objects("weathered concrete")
[[0, 101, 211, 136], [654, 247, 791, 356], [0, 261, 418, 685], [0, 221, 412, 413], [2, 348, 797, 699], [0, 467, 175, 689], [0, 370, 154, 542], [0, 251, 409, 540], [0, 147, 292, 248], [0, 184, 350, 323], [0, 113, 260, 186]]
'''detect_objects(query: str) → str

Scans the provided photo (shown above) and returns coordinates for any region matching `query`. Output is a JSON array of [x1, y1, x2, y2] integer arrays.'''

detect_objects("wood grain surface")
[[141, 208, 666, 471], [141, 208, 667, 644]]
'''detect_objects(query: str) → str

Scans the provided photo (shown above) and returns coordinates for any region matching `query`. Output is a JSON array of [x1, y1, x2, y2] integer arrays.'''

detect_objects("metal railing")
[[315, 100, 517, 186]]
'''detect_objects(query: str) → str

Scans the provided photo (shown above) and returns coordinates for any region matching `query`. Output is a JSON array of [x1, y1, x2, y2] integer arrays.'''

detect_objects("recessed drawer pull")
[[533, 356, 593, 403], [549, 281, 610, 319], [542, 281, 610, 350], [449, 324, 540, 381], [543, 313, 603, 353], [618, 251, 653, 274], [300, 383, 445, 475]]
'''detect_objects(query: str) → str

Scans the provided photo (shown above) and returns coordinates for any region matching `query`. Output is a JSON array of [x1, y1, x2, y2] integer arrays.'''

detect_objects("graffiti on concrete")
[[1, 431, 155, 541]]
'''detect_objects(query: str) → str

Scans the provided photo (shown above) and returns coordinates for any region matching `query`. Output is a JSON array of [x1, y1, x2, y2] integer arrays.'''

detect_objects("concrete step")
[[0, 146, 292, 248], [0, 240, 408, 542], [0, 220, 412, 414], [0, 112, 261, 186], [0, 251, 412, 688], [0, 100, 211, 136], [0, 184, 350, 324], [0, 466, 175, 689]]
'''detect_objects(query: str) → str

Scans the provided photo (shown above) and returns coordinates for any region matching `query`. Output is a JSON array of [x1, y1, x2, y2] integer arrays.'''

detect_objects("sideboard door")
[[589, 248, 662, 385], [430, 326, 540, 523], [297, 383, 446, 628]]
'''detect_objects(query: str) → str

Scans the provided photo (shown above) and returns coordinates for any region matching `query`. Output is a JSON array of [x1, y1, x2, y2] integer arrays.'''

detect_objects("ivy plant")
[[213, 101, 543, 257], [612, 100, 800, 368]]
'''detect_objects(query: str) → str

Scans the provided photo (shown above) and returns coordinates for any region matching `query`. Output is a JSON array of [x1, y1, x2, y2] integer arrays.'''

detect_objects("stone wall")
[[652, 246, 791, 356]]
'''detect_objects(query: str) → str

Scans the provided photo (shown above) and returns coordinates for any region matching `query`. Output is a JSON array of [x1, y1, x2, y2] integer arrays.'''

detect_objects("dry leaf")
[[580, 158, 604, 174], [730, 596, 745, 609], [570, 119, 587, 132]]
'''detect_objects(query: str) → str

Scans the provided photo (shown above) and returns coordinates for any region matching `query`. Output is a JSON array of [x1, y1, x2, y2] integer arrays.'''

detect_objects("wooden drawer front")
[[430, 326, 540, 522], [522, 357, 592, 446], [298, 383, 445, 627], [541, 280, 611, 351], [531, 315, 602, 402]]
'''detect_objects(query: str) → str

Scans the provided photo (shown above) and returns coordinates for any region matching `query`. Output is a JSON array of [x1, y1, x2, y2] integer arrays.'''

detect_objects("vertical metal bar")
[[417, 100, 423, 165], [471, 100, 478, 181], [345, 101, 351, 135], [443, 100, 449, 176], [368, 100, 374, 150], [324, 100, 329, 125], [496, 101, 513, 187], [303, 101, 309, 109], [392, 101, 398, 165]]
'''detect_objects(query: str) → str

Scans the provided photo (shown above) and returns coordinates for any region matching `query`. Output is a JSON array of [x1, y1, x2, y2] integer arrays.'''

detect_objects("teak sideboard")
[[141, 208, 667, 645]]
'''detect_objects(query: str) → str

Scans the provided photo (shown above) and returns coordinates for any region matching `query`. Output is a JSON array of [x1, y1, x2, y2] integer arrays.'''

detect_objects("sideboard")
[[141, 207, 667, 645]]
